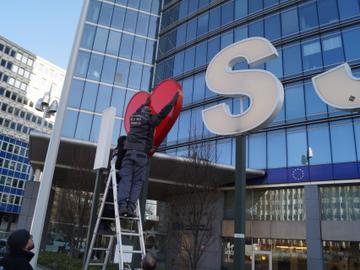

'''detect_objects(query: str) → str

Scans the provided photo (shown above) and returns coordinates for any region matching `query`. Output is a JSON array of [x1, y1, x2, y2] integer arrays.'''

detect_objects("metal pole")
[[83, 169, 103, 267], [234, 135, 246, 270], [29, 1, 89, 267]]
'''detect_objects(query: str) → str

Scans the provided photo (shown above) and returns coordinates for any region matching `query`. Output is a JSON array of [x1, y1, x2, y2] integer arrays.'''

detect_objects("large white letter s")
[[202, 37, 284, 135]]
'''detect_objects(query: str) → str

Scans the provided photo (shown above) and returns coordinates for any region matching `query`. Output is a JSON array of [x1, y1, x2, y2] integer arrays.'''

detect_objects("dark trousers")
[[117, 150, 149, 211]]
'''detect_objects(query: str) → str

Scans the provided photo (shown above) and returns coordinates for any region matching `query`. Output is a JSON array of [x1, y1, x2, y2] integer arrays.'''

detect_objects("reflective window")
[[317, 0, 339, 25], [81, 24, 96, 49], [264, 14, 280, 41], [141, 66, 152, 91], [179, 0, 188, 17], [249, 19, 263, 37], [195, 41, 207, 68], [68, 80, 85, 108], [264, 0, 278, 8], [148, 16, 158, 39], [111, 87, 126, 117], [342, 26, 360, 61], [283, 43, 302, 76], [173, 52, 184, 77], [101, 57, 117, 84], [221, 1, 234, 26], [87, 53, 104, 81], [221, 31, 233, 49], [191, 107, 204, 139], [249, 0, 262, 14], [188, 0, 198, 14], [193, 73, 205, 102], [136, 13, 150, 36], [74, 51, 90, 78], [176, 24, 186, 46], [249, 133, 266, 169], [308, 123, 332, 165], [178, 110, 191, 142], [90, 115, 101, 142], [266, 49, 282, 78], [86, 1, 101, 23], [234, 25, 248, 41], [111, 6, 125, 30], [106, 31, 122, 56], [285, 83, 305, 122], [128, 63, 143, 89], [145, 40, 155, 64], [267, 130, 286, 168], [124, 10, 138, 33], [98, 3, 113, 26], [62, 110, 78, 138], [302, 38, 322, 71], [287, 127, 307, 167], [184, 47, 195, 72], [119, 34, 134, 59], [235, 0, 247, 19], [128, 0, 140, 9], [114, 60, 130, 87], [281, 8, 299, 36], [338, 0, 360, 19], [330, 120, 357, 163], [81, 82, 98, 111], [75, 112, 93, 141], [182, 77, 193, 106], [93, 27, 109, 52], [304, 81, 327, 119], [197, 12, 209, 36], [298, 2, 318, 31], [217, 139, 232, 165], [132, 37, 146, 62], [207, 36, 220, 64], [186, 18, 197, 42], [322, 33, 344, 66], [209, 6, 221, 31], [353, 119, 360, 161], [95, 85, 112, 113], [167, 117, 179, 143]]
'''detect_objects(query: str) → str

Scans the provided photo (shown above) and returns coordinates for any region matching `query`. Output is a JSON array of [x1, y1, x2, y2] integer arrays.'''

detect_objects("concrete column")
[[304, 185, 324, 270]]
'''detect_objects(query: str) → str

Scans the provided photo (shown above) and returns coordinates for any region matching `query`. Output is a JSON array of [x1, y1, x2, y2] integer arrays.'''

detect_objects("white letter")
[[202, 37, 284, 136], [312, 63, 360, 112]]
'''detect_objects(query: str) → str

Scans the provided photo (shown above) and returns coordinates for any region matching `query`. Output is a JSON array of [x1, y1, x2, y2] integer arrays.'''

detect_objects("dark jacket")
[[0, 250, 34, 270], [125, 94, 178, 153]]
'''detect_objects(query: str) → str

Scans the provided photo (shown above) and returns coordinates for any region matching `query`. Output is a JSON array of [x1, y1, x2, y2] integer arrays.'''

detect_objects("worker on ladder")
[[117, 92, 179, 217]]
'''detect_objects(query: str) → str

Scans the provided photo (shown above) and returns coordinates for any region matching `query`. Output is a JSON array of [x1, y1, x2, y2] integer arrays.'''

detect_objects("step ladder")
[[84, 157, 146, 270]]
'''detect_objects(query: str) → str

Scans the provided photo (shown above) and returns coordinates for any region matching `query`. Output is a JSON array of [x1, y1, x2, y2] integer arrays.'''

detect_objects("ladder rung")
[[101, 217, 115, 221], [89, 262, 105, 266], [93, 247, 110, 251], [121, 232, 141, 236], [105, 201, 114, 205], [123, 250, 143, 254], [120, 216, 139, 220]]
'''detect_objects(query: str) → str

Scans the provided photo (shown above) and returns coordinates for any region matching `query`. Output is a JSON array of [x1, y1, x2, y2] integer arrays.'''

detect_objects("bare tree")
[[168, 142, 221, 270]]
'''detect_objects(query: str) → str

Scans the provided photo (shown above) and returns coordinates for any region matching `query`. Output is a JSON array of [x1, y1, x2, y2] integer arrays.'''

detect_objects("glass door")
[[252, 250, 272, 270]]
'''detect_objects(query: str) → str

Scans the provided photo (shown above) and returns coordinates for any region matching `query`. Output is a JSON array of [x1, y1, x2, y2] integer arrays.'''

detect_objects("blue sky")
[[0, 0, 83, 69]]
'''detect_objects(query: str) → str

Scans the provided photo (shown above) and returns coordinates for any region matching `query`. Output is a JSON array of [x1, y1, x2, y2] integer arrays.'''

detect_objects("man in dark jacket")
[[117, 93, 179, 216], [0, 229, 34, 270]]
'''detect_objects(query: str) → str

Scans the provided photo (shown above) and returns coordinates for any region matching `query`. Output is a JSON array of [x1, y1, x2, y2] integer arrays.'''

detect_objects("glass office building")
[[155, 0, 360, 269]]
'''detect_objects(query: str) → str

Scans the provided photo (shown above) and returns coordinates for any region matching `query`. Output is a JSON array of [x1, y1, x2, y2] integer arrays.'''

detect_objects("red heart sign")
[[124, 79, 183, 156]]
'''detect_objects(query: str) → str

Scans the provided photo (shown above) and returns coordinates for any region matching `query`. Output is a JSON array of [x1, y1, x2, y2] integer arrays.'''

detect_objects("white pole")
[[30, 0, 89, 267]]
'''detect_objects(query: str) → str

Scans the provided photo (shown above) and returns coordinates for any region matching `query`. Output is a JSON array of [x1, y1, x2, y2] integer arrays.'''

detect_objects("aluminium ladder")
[[84, 156, 146, 270]]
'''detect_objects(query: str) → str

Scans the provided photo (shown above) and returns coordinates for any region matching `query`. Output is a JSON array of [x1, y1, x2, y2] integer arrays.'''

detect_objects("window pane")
[[173, 51, 184, 77], [114, 60, 130, 87], [287, 127, 307, 167], [353, 118, 360, 161], [136, 13, 149, 36], [186, 19, 197, 42], [249, 133, 266, 169], [132, 37, 146, 62], [207, 36, 220, 63], [190, 107, 204, 139], [322, 33, 344, 66], [235, 0, 247, 19], [217, 139, 232, 165], [95, 85, 112, 113], [184, 47, 195, 72], [119, 34, 134, 58], [68, 80, 84, 108], [81, 82, 98, 111], [317, 0, 339, 25], [62, 110, 78, 138], [193, 72, 205, 102], [267, 130, 286, 168], [338, 0, 360, 19], [101, 57, 117, 84], [87, 1, 101, 23], [182, 77, 193, 106], [81, 24, 96, 49], [197, 12, 209, 36], [249, 19, 263, 37], [264, 14, 280, 41], [176, 24, 186, 46], [283, 43, 302, 76], [304, 81, 327, 119], [167, 117, 179, 143], [281, 8, 299, 36], [264, 0, 278, 8], [298, 2, 318, 31], [98, 3, 113, 26], [343, 26, 360, 61], [221, 31, 233, 49], [141, 66, 152, 91], [285, 83, 305, 122], [209, 6, 221, 31], [106, 31, 122, 56], [128, 63, 143, 89], [148, 16, 158, 38], [93, 27, 109, 52], [234, 25, 248, 41], [221, 1, 234, 26], [145, 40, 156, 64], [111, 6, 126, 30], [266, 49, 283, 78], [87, 54, 104, 81], [178, 110, 191, 142], [75, 112, 93, 141], [90, 115, 101, 142], [308, 123, 332, 165], [249, 0, 262, 14], [330, 120, 356, 163], [195, 41, 207, 68], [111, 87, 126, 117], [302, 38, 322, 71], [74, 51, 90, 77], [124, 10, 138, 32]]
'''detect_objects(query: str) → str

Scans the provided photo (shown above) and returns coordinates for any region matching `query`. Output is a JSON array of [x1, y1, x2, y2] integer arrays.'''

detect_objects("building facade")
[[155, 0, 360, 269], [0, 35, 65, 230]]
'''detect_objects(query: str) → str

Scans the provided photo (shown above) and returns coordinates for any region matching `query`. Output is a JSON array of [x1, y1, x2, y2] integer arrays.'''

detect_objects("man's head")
[[142, 253, 157, 270], [117, 135, 127, 146], [141, 105, 152, 115], [7, 229, 34, 253]]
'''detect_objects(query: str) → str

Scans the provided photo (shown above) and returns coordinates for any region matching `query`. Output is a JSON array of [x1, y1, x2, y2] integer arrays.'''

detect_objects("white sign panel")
[[93, 107, 116, 170], [312, 63, 360, 112], [202, 37, 284, 135]]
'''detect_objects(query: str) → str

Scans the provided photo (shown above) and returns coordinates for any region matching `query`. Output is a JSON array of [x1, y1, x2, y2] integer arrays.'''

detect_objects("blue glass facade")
[[156, 0, 360, 186], [63, 0, 161, 145]]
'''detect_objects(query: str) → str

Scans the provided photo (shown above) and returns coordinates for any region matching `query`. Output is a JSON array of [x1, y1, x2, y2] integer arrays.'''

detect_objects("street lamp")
[[35, 83, 58, 127]]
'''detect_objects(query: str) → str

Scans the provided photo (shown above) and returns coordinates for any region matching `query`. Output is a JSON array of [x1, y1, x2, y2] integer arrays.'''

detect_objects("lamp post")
[[35, 83, 58, 129]]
